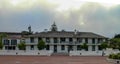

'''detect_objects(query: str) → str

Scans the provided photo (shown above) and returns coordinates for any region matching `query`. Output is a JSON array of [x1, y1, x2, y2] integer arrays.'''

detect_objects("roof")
[[0, 32, 21, 35], [5, 35, 22, 39], [29, 31, 107, 38], [0, 32, 22, 39]]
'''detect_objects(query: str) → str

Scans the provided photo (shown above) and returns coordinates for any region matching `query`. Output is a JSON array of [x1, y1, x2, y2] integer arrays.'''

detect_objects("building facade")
[[25, 23, 108, 53], [1, 23, 108, 53], [0, 32, 21, 50]]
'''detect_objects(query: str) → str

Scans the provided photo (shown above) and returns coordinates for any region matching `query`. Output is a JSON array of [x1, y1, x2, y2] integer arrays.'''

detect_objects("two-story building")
[[0, 32, 21, 50], [25, 23, 108, 53]]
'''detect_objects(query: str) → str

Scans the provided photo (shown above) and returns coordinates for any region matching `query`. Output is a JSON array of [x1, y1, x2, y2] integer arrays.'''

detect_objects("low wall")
[[0, 50, 53, 56], [69, 50, 120, 56]]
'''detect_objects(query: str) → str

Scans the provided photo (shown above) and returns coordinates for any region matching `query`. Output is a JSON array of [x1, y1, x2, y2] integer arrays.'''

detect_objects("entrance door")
[[68, 45, 73, 52], [54, 45, 57, 53]]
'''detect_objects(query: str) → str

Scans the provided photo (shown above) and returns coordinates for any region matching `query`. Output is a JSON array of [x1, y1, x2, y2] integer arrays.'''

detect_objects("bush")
[[18, 41, 26, 50], [109, 54, 114, 59], [37, 40, 46, 50], [109, 53, 120, 59]]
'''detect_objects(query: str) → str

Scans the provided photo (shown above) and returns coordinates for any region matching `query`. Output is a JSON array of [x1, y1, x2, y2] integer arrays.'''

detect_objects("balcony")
[[46, 41, 83, 45], [25, 42, 37, 45]]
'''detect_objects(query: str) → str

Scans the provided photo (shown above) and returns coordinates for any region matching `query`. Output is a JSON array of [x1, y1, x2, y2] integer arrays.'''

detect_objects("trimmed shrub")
[[109, 53, 120, 59]]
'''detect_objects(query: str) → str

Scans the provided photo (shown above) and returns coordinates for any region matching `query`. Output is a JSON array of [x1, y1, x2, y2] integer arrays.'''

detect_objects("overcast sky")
[[0, 0, 120, 38]]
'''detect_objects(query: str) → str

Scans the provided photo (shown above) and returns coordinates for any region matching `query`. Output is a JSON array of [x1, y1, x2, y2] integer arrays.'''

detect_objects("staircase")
[[52, 52, 69, 56]]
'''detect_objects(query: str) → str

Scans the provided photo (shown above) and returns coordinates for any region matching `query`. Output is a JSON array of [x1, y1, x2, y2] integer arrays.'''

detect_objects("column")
[[57, 45, 61, 53], [88, 45, 92, 51], [65, 45, 68, 53], [73, 45, 77, 51], [50, 45, 54, 51], [95, 45, 98, 51], [50, 38, 54, 44]]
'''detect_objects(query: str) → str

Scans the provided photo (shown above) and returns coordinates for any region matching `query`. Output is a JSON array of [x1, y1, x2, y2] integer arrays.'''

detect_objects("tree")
[[81, 43, 88, 50], [37, 40, 46, 50], [114, 34, 120, 38], [100, 42, 108, 50], [18, 41, 26, 50], [109, 38, 120, 49], [0, 33, 7, 49], [21, 31, 32, 37], [0, 41, 3, 50]]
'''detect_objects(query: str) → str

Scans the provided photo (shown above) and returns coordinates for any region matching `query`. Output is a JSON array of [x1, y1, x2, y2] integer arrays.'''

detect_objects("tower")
[[28, 25, 32, 33], [51, 22, 58, 31]]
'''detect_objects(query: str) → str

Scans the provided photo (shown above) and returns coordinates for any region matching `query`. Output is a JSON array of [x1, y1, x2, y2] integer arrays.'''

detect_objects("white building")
[[1, 23, 108, 53], [1, 32, 21, 50], [24, 23, 108, 53]]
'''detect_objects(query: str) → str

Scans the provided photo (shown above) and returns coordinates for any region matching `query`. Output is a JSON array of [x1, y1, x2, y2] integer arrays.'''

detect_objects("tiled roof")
[[29, 31, 107, 38], [0, 32, 21, 35], [5, 35, 22, 39]]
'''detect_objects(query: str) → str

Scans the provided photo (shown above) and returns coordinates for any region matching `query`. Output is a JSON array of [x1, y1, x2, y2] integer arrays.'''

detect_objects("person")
[[102, 51, 105, 56]]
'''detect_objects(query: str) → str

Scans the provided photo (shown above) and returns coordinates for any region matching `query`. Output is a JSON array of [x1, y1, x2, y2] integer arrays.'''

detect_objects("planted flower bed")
[[107, 53, 120, 64]]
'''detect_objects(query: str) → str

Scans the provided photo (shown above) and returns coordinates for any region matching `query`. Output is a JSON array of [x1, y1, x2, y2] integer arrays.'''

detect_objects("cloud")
[[0, 1, 120, 38]]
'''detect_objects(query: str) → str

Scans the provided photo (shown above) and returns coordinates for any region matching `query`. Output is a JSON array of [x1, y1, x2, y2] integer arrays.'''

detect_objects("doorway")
[[68, 45, 73, 52], [54, 45, 57, 53]]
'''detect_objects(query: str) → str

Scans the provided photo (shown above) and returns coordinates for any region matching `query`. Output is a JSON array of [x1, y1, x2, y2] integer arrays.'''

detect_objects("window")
[[61, 45, 65, 50], [46, 38, 50, 43], [11, 40, 17, 45], [54, 38, 58, 43], [60, 38, 66, 43], [92, 38, 95, 44], [4, 40, 9, 45], [30, 37, 34, 43], [46, 45, 50, 50], [85, 38, 88, 43], [77, 45, 81, 50], [69, 38, 73, 42], [98, 38, 103, 43], [92, 45, 95, 51], [30, 45, 34, 50], [5, 46, 16, 50], [5, 46, 8, 50], [77, 38, 82, 43], [38, 37, 42, 42]]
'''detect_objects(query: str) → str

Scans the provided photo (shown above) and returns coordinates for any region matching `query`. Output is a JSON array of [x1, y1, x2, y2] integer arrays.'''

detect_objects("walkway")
[[0, 56, 110, 64]]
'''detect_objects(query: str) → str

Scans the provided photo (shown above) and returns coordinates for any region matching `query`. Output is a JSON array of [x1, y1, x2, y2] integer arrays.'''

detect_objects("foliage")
[[18, 41, 26, 50], [0, 33, 7, 49], [81, 43, 88, 50], [109, 53, 120, 59], [0, 41, 3, 50], [37, 40, 46, 50], [114, 34, 120, 38], [21, 31, 32, 37], [100, 42, 108, 50], [109, 38, 120, 49]]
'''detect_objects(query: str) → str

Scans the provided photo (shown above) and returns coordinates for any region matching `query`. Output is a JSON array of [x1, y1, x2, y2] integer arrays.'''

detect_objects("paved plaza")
[[0, 56, 110, 64]]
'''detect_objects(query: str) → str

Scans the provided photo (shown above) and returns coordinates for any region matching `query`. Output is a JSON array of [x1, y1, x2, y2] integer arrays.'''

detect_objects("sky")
[[0, 0, 120, 38]]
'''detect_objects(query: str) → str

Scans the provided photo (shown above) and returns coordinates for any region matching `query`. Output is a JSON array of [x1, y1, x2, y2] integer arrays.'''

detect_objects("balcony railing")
[[45, 41, 101, 45]]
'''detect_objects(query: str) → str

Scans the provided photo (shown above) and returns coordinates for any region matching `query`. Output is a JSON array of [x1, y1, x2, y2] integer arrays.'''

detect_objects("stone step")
[[52, 53, 69, 56]]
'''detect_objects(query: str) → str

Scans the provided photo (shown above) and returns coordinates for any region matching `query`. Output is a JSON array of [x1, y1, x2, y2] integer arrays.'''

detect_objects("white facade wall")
[[88, 45, 92, 51], [3, 39, 20, 50], [57, 45, 61, 52], [24, 37, 107, 53], [50, 45, 54, 50], [82, 38, 85, 43], [88, 38, 92, 44], [26, 45, 31, 50]]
